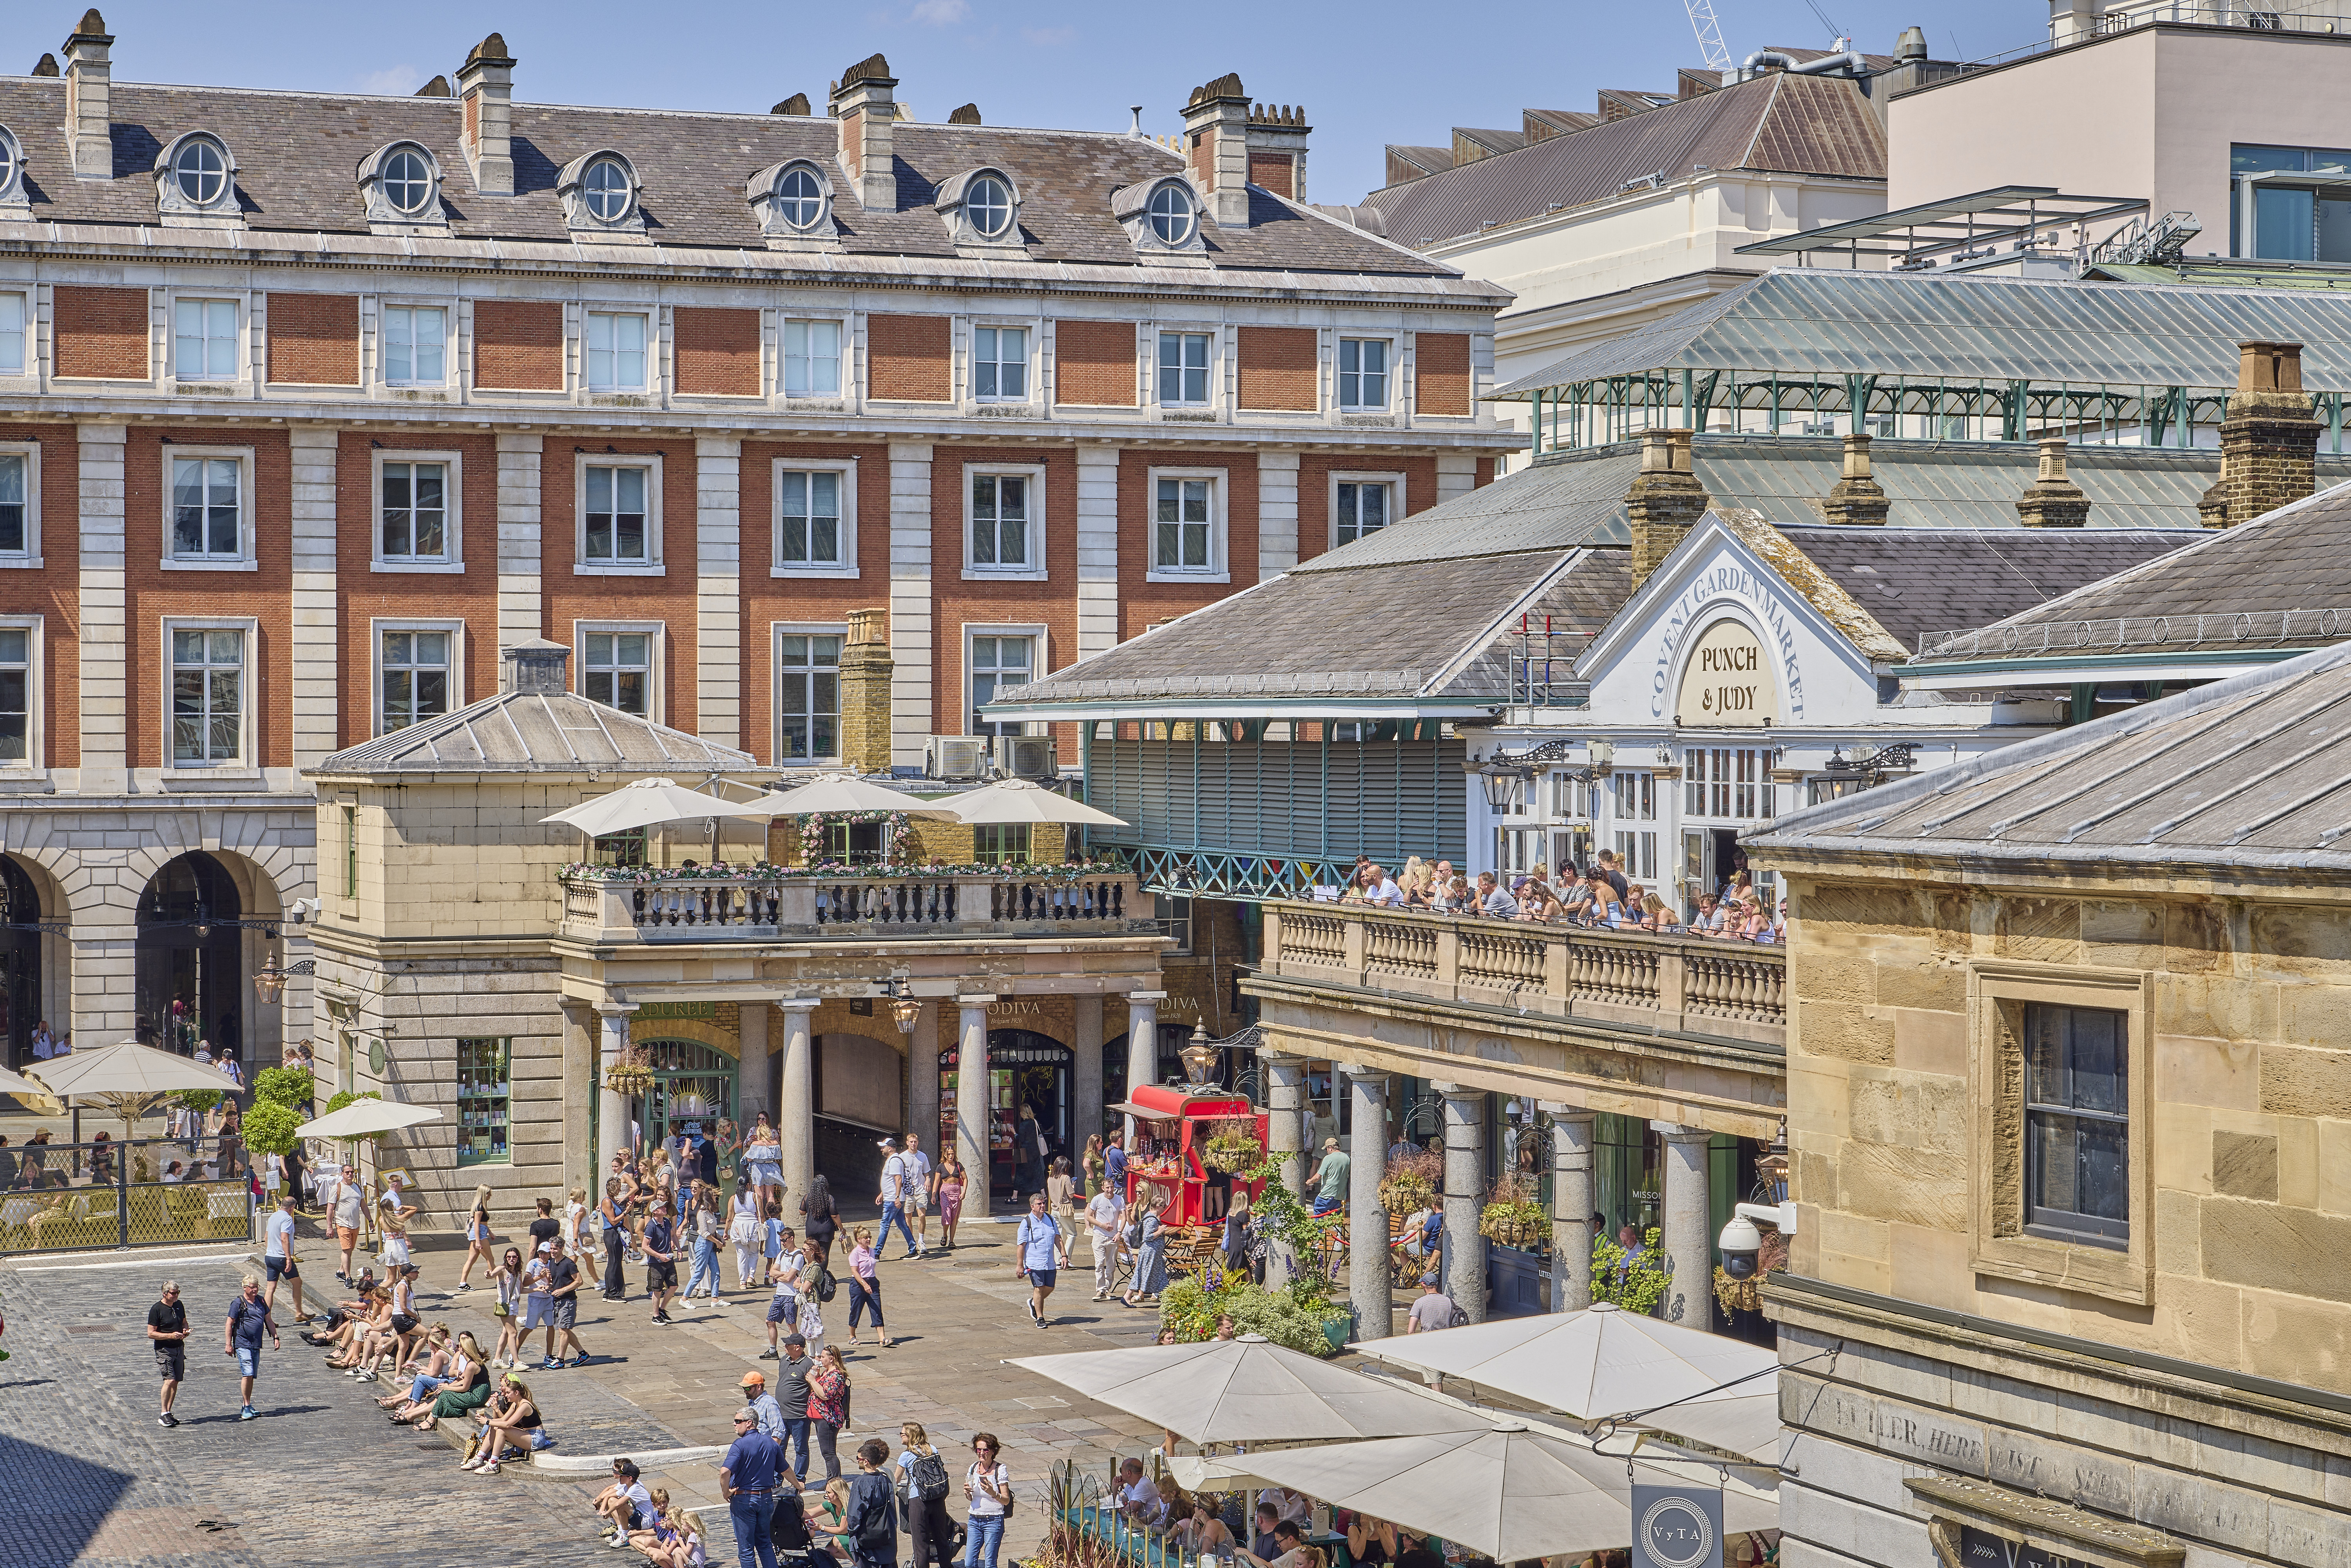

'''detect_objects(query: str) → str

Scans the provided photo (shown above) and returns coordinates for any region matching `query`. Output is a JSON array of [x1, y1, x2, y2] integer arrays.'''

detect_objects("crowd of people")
[[1330, 852, 1785, 943]]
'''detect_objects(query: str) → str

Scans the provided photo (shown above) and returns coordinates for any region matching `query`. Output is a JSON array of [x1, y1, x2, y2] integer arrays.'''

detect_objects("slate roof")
[[1358, 72, 1884, 247], [1748, 639, 2351, 874], [310, 687, 754, 776], [0, 74, 1450, 278], [1916, 479, 2351, 661]]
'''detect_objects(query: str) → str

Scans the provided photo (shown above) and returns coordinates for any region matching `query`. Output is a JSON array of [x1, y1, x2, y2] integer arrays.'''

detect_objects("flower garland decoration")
[[798, 810, 912, 867]]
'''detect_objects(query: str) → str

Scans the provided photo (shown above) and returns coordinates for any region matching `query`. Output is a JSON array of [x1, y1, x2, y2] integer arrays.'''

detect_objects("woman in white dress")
[[728, 1182, 764, 1293]]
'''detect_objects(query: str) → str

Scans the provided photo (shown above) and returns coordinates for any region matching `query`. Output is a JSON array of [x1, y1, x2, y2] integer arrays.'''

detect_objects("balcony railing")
[[1261, 900, 1784, 1047], [558, 866, 1148, 943]]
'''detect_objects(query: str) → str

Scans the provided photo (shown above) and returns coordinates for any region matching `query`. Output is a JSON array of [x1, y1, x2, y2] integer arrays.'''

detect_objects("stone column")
[[1342, 1065, 1391, 1338], [694, 435, 743, 749], [75, 420, 128, 795], [595, 1005, 631, 1181], [494, 433, 543, 652], [1123, 991, 1163, 1141], [779, 999, 820, 1207], [1655, 1122, 1715, 1326], [287, 426, 340, 772], [1072, 994, 1106, 1147], [1074, 445, 1121, 665], [1264, 1050, 1307, 1286], [737, 1000, 771, 1123], [955, 995, 996, 1221], [1544, 1106, 1596, 1313], [906, 1000, 940, 1147], [886, 442, 935, 769], [1436, 1084, 1488, 1324]]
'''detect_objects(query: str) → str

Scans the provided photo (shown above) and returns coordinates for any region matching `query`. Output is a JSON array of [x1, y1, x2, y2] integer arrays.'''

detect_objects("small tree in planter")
[[253, 1065, 314, 1110], [243, 1100, 302, 1164]]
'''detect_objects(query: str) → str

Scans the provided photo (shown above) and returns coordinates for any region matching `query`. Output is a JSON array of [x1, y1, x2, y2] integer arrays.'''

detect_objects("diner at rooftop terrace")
[[1320, 854, 1782, 945]]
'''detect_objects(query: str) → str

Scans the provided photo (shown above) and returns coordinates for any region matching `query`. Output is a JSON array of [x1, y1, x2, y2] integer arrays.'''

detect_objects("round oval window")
[[967, 176, 1012, 239], [175, 140, 228, 205], [583, 158, 632, 223], [1148, 183, 1194, 244], [383, 149, 432, 215]]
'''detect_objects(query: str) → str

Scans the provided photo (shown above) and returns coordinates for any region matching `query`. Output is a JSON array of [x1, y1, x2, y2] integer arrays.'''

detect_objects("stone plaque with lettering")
[[1675, 617, 1780, 728]]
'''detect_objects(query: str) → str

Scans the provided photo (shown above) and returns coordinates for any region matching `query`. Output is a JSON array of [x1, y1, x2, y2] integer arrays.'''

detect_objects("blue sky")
[[71, 1, 2052, 203]]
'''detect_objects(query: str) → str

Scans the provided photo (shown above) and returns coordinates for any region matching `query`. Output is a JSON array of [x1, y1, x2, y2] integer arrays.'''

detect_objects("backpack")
[[855, 1475, 895, 1548], [910, 1449, 951, 1503], [1448, 1302, 1470, 1329], [812, 1266, 837, 1303]]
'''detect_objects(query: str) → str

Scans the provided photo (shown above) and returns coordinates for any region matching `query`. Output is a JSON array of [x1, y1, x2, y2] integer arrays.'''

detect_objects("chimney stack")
[[2198, 340, 2320, 528], [1820, 433, 1890, 526], [830, 54, 898, 211], [2016, 438, 2092, 528], [1627, 428, 1711, 587], [1183, 74, 1253, 228], [501, 639, 571, 695], [62, 9, 112, 181], [456, 33, 515, 196], [838, 608, 895, 775]]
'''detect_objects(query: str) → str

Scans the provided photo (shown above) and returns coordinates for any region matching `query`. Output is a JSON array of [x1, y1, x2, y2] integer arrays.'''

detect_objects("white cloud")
[[911, 0, 969, 22], [355, 64, 426, 97]]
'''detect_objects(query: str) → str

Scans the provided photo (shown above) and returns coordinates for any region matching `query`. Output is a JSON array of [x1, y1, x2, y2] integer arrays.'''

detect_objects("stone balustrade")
[[558, 868, 1144, 943], [1262, 900, 1784, 1047]]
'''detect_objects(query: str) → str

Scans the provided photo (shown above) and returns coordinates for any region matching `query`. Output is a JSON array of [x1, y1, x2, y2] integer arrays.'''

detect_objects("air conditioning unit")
[[996, 734, 1057, 780], [925, 736, 989, 780]]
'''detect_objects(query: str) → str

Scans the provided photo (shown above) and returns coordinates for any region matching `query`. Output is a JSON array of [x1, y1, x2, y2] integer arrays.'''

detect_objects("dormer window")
[[748, 160, 837, 246], [175, 140, 228, 205], [558, 151, 648, 237], [779, 168, 825, 228], [383, 149, 433, 214], [357, 141, 447, 231], [582, 158, 631, 223], [1148, 183, 1195, 244], [154, 132, 242, 227], [935, 167, 1024, 250], [0, 124, 25, 219], [967, 176, 1012, 239]]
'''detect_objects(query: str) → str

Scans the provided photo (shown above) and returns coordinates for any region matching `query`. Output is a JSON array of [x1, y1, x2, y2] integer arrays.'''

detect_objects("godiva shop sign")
[[1674, 618, 1782, 728]]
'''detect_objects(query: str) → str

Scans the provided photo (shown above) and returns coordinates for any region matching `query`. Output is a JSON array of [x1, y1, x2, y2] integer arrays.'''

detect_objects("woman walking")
[[685, 1182, 725, 1304], [806, 1343, 851, 1482], [1121, 1186, 1169, 1308], [744, 1110, 784, 1214], [895, 1421, 956, 1568], [599, 1177, 631, 1301], [456, 1197, 496, 1291], [933, 1156, 966, 1253], [1045, 1157, 1077, 1234], [728, 1181, 763, 1293], [844, 1227, 891, 1350], [565, 1186, 592, 1256], [489, 1246, 527, 1368], [962, 1434, 1012, 1568], [801, 1173, 840, 1272]]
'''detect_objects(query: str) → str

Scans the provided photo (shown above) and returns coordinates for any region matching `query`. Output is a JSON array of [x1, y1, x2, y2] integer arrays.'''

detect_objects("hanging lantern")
[[890, 993, 922, 1035], [254, 960, 288, 1005]]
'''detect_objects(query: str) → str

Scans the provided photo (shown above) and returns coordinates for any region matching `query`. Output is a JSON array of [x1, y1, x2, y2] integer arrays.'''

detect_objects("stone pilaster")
[[888, 442, 934, 768], [905, 999, 940, 1152], [837, 608, 894, 774], [1435, 451, 1478, 507], [1076, 444, 1120, 663], [1545, 1105, 1596, 1312], [1257, 450, 1300, 574], [694, 435, 743, 747], [779, 998, 819, 1208], [1263, 1050, 1308, 1286], [75, 421, 127, 794], [2016, 437, 2092, 529], [1344, 1064, 1392, 1337], [1072, 994, 1105, 1146], [288, 426, 339, 766], [737, 996, 770, 1125], [1820, 431, 1890, 526], [1627, 427, 1709, 589], [496, 434, 543, 653]]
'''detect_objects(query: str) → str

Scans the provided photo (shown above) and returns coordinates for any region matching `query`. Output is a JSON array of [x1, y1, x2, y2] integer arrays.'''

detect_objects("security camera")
[[1718, 1213, 1764, 1280]]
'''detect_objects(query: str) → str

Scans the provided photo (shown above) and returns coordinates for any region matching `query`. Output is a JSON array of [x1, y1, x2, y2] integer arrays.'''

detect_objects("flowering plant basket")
[[1199, 1119, 1264, 1174], [603, 1063, 655, 1095]]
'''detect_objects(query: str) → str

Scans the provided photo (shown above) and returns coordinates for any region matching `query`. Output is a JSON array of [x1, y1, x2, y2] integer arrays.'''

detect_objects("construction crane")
[[1685, 0, 1733, 73]]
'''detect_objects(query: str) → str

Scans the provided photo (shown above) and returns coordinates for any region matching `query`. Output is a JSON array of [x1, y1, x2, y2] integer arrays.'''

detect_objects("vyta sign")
[[1631, 1482, 1723, 1568]]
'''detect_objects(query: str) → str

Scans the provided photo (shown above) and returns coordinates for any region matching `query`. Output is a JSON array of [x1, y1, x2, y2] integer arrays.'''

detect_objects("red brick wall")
[[1237, 327, 1317, 411], [472, 301, 564, 390], [1054, 321, 1135, 407], [333, 431, 502, 748], [933, 445, 1077, 751], [0, 424, 80, 767], [265, 294, 359, 386], [1188, 129, 1212, 189], [53, 286, 149, 380], [675, 307, 761, 398], [124, 427, 293, 770], [542, 435, 699, 727], [1296, 453, 1440, 564], [740, 440, 891, 764], [1415, 332, 1472, 416], [1248, 152, 1295, 199], [1118, 450, 1258, 639], [868, 314, 951, 402]]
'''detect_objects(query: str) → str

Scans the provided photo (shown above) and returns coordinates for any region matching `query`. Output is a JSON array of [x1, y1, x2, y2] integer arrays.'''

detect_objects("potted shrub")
[[1199, 1117, 1263, 1174]]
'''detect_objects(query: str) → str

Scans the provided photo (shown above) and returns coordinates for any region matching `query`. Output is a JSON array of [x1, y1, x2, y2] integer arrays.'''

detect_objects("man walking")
[[721, 1403, 786, 1568], [1305, 1137, 1349, 1217], [1084, 1179, 1124, 1302], [147, 1280, 190, 1427], [1406, 1276, 1459, 1334], [330, 1164, 366, 1282], [520, 1240, 556, 1365], [902, 1132, 934, 1253], [261, 1191, 311, 1325], [772, 1333, 815, 1481], [644, 1204, 679, 1325], [542, 1237, 590, 1369], [876, 1138, 923, 1261], [1103, 1130, 1127, 1197], [222, 1273, 279, 1421], [1012, 1190, 1068, 1329]]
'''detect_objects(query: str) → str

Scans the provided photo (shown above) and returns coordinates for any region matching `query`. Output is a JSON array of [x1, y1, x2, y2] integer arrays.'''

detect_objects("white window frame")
[[1156, 329, 1215, 408], [772, 621, 848, 767], [969, 321, 1034, 404], [965, 623, 1047, 739], [573, 621, 665, 724], [0, 292, 27, 379], [0, 440, 42, 567], [159, 446, 257, 572], [1337, 335, 1395, 412], [377, 302, 451, 389], [961, 462, 1048, 582], [1328, 469, 1406, 551], [573, 451, 664, 576], [0, 613, 44, 772], [770, 459, 857, 578], [369, 448, 464, 572], [583, 309, 651, 393], [781, 317, 846, 398], [171, 295, 243, 383], [159, 615, 259, 774], [370, 618, 464, 737], [1145, 466, 1229, 583]]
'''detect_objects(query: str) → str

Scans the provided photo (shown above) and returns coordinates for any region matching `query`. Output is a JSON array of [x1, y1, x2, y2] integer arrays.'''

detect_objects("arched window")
[[965, 174, 1013, 239], [582, 157, 632, 223], [382, 148, 433, 215], [778, 166, 825, 230], [1148, 181, 1195, 244], [174, 139, 229, 206]]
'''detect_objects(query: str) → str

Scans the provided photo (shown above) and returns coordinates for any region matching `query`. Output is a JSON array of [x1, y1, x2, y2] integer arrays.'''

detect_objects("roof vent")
[[772, 92, 811, 116], [502, 638, 571, 696]]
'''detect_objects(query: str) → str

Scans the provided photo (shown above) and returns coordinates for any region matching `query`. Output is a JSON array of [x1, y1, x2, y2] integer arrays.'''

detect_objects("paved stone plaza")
[[0, 1217, 1224, 1568]]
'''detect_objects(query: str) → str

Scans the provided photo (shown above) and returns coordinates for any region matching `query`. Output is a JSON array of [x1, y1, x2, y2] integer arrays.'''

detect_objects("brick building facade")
[[0, 14, 1514, 1072]]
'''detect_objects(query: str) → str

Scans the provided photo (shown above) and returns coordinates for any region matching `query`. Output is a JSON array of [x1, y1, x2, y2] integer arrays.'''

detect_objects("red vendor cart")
[[1109, 1083, 1269, 1227]]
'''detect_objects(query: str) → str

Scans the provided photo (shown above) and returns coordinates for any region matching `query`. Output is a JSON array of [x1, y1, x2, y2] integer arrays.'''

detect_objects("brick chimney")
[[2016, 438, 2092, 528], [2198, 340, 2320, 528], [456, 33, 515, 196], [1628, 428, 1710, 588], [1820, 433, 1890, 526], [1245, 103, 1310, 203], [830, 54, 898, 211], [1184, 73, 1253, 228], [838, 608, 895, 775], [62, 9, 112, 181]]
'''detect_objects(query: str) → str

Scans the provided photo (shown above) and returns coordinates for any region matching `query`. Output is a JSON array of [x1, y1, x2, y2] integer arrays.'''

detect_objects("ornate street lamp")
[[880, 975, 922, 1035]]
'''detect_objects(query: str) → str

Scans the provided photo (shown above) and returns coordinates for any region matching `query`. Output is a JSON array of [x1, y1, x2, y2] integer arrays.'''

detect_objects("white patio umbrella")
[[0, 1063, 61, 1114], [28, 1039, 244, 1138], [934, 777, 1129, 828], [1007, 1334, 1490, 1445], [1239, 1421, 1779, 1561], [295, 1098, 444, 1140], [739, 773, 956, 817], [540, 777, 771, 836]]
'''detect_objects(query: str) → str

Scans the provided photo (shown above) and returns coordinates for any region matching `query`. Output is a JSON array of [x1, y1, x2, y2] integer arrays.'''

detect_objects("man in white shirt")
[[329, 1165, 367, 1282], [876, 1138, 924, 1261], [1084, 1183, 1125, 1302], [1365, 865, 1404, 907], [261, 1192, 312, 1325], [900, 1133, 936, 1251]]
